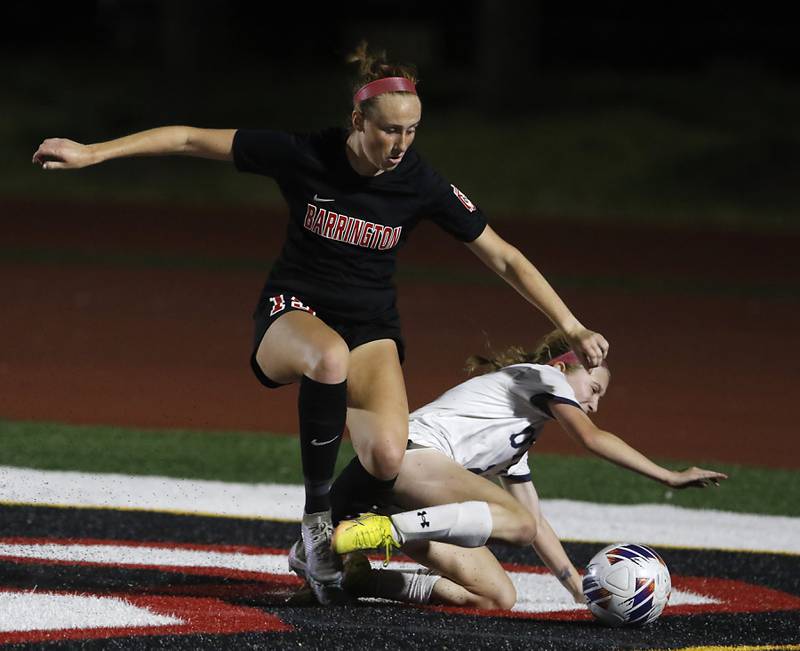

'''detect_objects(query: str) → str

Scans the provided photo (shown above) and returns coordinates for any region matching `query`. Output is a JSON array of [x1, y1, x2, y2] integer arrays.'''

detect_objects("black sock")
[[330, 455, 398, 524], [298, 375, 346, 514]]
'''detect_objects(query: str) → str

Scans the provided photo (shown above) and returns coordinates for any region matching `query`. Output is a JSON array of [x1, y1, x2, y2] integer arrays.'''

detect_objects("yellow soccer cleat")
[[332, 513, 401, 565]]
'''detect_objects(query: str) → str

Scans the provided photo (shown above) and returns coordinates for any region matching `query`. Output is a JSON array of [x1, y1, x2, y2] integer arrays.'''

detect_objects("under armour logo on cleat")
[[417, 511, 430, 528], [310, 436, 340, 446], [314, 193, 335, 202]]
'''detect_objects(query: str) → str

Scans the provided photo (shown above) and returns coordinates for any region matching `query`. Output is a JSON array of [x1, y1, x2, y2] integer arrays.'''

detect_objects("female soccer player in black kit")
[[33, 44, 609, 604]]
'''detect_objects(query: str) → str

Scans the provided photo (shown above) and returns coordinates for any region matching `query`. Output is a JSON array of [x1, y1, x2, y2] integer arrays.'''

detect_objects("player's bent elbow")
[[508, 510, 537, 547], [574, 425, 604, 453]]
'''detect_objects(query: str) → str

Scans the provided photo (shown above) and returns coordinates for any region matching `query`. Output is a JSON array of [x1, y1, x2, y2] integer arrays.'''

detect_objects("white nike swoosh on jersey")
[[313, 194, 335, 202], [310, 436, 340, 446]]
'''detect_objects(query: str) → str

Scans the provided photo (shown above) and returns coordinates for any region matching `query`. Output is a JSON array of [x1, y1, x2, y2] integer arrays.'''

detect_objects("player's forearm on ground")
[[531, 518, 584, 601], [585, 429, 673, 484]]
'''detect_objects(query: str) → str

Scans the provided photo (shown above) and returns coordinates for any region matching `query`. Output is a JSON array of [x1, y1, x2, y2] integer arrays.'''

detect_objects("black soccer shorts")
[[250, 290, 405, 389]]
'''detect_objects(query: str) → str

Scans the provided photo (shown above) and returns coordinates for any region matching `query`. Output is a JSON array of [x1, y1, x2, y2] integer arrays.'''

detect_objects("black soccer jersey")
[[232, 127, 488, 321]]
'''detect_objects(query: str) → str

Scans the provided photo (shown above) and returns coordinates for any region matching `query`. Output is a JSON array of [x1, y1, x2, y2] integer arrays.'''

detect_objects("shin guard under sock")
[[390, 501, 493, 547], [298, 375, 346, 514]]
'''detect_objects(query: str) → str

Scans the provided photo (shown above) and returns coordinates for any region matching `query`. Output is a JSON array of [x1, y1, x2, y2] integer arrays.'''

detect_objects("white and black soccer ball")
[[582, 543, 672, 627]]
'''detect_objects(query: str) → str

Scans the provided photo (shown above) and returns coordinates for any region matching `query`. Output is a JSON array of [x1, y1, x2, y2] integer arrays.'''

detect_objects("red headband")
[[548, 351, 609, 370], [353, 77, 417, 105], [548, 351, 581, 367]]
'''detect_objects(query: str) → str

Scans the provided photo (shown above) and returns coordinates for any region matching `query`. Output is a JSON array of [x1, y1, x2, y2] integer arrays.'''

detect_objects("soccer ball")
[[582, 543, 671, 627]]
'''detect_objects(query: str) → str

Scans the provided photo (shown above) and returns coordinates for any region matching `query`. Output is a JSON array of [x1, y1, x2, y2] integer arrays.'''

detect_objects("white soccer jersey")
[[408, 364, 581, 481]]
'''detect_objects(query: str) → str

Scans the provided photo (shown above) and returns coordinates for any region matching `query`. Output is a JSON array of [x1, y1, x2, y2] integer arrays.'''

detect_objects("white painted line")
[[0, 542, 712, 616], [509, 572, 717, 613], [0, 541, 289, 575], [0, 592, 180, 632], [1, 465, 798, 554], [541, 499, 800, 555], [0, 465, 301, 520]]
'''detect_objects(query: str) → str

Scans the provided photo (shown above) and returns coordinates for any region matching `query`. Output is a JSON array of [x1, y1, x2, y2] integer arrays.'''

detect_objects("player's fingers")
[[587, 334, 609, 366], [581, 348, 598, 369], [41, 161, 67, 171], [598, 337, 610, 358], [33, 139, 68, 165], [586, 344, 603, 368], [32, 146, 50, 164]]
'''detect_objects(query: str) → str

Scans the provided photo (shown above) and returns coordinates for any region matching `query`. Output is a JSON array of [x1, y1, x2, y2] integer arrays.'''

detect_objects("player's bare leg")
[[328, 339, 409, 522], [255, 310, 349, 604], [344, 540, 515, 610], [407, 540, 516, 610], [391, 449, 537, 545], [255, 310, 348, 386], [345, 339, 408, 479]]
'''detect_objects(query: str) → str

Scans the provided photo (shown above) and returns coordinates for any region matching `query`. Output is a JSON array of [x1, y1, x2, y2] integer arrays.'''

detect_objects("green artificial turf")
[[1, 418, 797, 517]]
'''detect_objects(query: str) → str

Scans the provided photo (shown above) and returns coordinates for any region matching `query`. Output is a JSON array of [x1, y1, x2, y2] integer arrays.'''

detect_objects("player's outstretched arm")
[[550, 402, 728, 489], [502, 479, 584, 603], [33, 127, 236, 170], [466, 226, 608, 368]]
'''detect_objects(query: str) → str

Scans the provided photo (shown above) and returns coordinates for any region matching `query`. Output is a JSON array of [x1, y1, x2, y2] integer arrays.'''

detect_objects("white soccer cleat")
[[301, 510, 348, 605], [288, 537, 307, 579]]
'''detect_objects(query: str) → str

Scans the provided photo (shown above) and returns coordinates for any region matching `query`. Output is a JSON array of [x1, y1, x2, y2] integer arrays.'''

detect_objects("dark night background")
[[3, 1, 800, 229], [6, 2, 798, 74]]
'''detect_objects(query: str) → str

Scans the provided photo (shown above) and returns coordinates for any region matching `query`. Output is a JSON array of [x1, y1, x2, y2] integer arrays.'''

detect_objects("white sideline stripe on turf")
[[1, 465, 798, 554], [0, 592, 181, 632], [0, 465, 301, 520], [0, 543, 715, 615], [540, 499, 800, 556], [0, 541, 290, 575]]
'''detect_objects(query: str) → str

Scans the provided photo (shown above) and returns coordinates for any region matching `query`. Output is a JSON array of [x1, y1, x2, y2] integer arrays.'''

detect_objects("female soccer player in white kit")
[[330, 331, 727, 609]]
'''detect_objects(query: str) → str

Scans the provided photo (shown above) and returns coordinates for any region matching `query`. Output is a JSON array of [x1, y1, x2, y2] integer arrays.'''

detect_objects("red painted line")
[[2, 537, 799, 633], [1, 553, 304, 587], [0, 591, 292, 645], [0, 536, 286, 557]]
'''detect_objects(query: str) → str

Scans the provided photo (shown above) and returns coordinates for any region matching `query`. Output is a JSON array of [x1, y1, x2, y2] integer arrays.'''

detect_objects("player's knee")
[[491, 582, 517, 611], [472, 583, 516, 611], [361, 433, 407, 480], [308, 339, 349, 383]]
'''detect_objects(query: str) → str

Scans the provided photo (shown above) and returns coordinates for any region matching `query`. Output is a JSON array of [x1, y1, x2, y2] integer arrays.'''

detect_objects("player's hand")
[[667, 467, 728, 489], [32, 138, 96, 170], [564, 327, 609, 369]]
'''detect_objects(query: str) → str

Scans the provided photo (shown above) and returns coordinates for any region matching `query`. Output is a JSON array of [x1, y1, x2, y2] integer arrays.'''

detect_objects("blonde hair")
[[465, 330, 582, 376], [347, 41, 419, 119]]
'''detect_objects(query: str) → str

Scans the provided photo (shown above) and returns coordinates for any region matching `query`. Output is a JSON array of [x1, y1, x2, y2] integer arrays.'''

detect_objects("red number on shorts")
[[290, 296, 316, 316], [269, 294, 286, 316]]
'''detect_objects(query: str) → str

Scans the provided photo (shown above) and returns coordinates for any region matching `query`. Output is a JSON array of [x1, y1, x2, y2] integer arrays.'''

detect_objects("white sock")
[[361, 568, 441, 605], [389, 501, 493, 548]]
